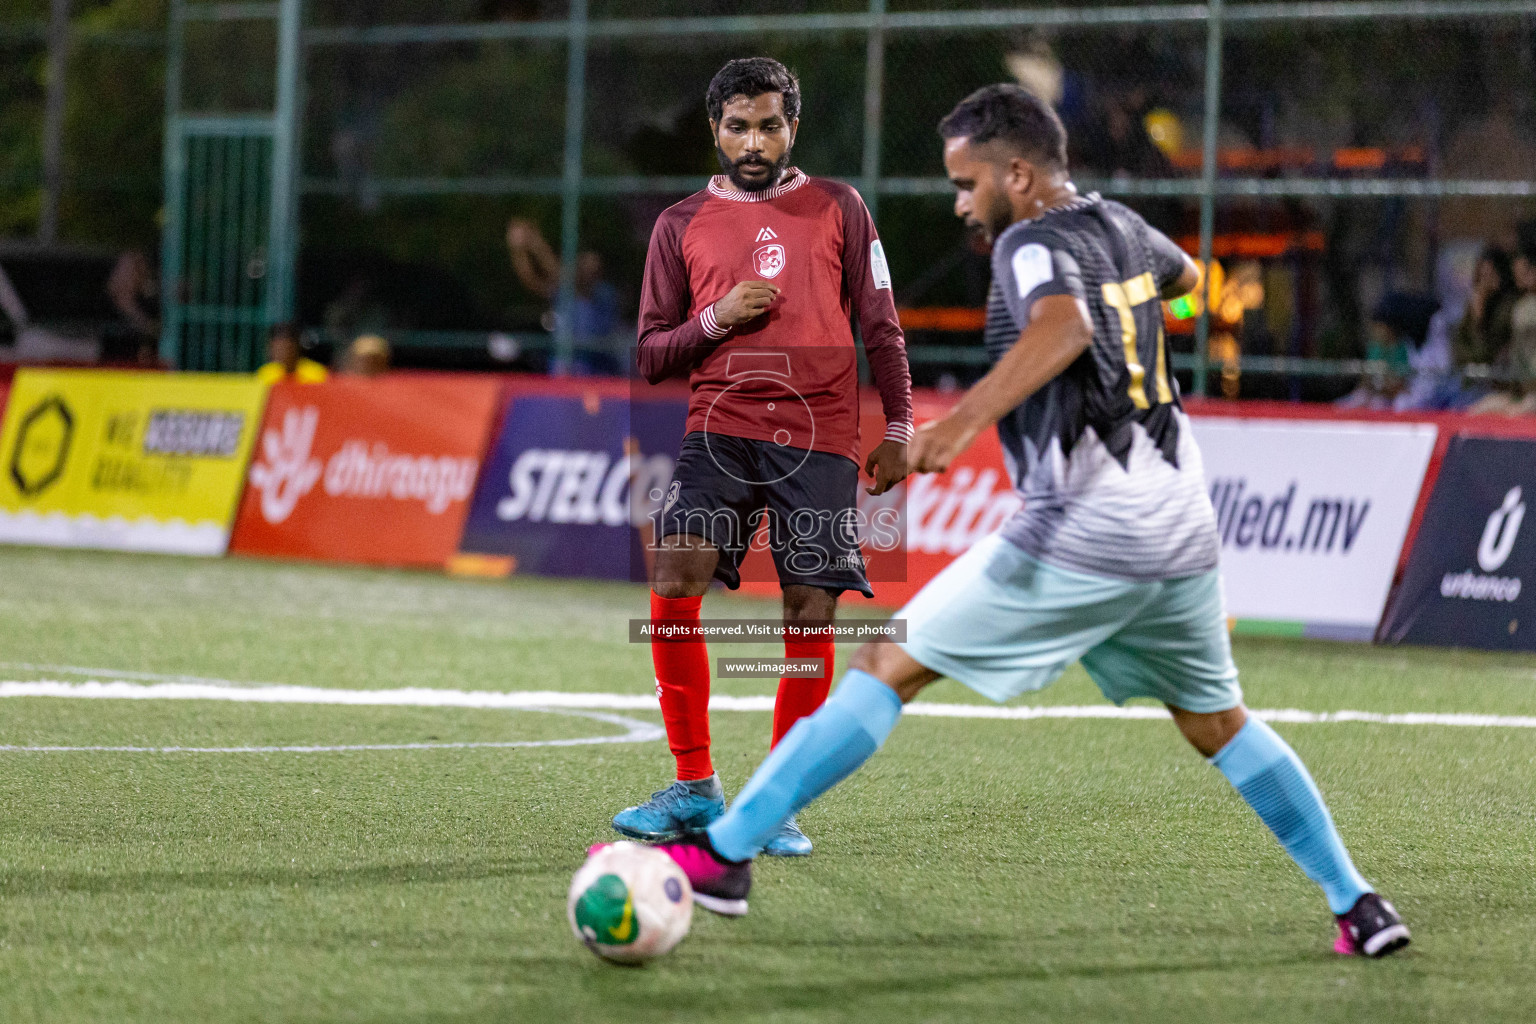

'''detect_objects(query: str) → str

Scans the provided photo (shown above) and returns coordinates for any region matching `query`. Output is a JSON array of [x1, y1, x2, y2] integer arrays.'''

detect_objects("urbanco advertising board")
[[1379, 436, 1536, 650]]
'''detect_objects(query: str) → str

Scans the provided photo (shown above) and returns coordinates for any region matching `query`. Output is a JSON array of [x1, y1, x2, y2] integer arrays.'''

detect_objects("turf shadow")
[[331, 949, 1330, 1024]]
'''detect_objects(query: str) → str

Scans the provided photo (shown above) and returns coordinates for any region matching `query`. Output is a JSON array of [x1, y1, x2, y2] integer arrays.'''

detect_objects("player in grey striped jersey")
[[645, 84, 1409, 958], [984, 190, 1218, 581]]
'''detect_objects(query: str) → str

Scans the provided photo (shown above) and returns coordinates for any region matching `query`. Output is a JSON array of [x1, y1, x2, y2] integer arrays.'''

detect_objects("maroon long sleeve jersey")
[[636, 168, 913, 463]]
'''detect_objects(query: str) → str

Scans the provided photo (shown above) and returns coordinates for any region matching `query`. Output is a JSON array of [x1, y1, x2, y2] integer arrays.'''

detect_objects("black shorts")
[[659, 431, 872, 597]]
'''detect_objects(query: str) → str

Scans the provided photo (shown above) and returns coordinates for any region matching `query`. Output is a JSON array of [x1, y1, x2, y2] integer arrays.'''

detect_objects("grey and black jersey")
[[987, 193, 1220, 581]]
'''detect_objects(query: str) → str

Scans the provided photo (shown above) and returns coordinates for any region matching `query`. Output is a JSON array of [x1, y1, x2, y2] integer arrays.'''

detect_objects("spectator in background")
[[1336, 292, 1434, 410], [1471, 226, 1536, 414], [1455, 246, 1517, 367], [1512, 225, 1536, 390], [323, 272, 391, 343], [1379, 293, 1447, 411], [505, 217, 622, 375], [1454, 246, 1517, 406], [344, 333, 391, 377], [256, 322, 328, 384], [105, 248, 161, 366], [1069, 80, 1174, 180]]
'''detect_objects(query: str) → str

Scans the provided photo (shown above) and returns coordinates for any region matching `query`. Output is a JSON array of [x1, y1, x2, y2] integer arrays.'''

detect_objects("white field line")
[[0, 662, 262, 687], [0, 677, 1534, 730], [0, 679, 664, 752], [0, 727, 663, 754]]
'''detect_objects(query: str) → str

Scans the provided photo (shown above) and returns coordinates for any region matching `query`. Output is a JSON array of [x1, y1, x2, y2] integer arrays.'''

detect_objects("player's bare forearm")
[[910, 294, 1092, 474], [950, 295, 1092, 433], [1161, 254, 1201, 301]]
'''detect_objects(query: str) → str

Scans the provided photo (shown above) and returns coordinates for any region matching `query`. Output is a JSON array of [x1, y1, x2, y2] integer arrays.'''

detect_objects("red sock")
[[650, 591, 713, 781], [771, 637, 835, 748]]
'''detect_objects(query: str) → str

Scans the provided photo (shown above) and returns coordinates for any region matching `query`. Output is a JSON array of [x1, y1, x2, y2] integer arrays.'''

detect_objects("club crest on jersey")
[[754, 243, 786, 279]]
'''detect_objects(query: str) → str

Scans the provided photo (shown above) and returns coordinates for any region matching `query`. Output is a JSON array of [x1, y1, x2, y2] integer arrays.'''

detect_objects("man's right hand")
[[711, 280, 781, 329], [505, 218, 536, 251]]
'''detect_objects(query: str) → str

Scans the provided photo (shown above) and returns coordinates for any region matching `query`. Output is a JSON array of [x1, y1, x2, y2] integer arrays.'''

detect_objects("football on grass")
[[568, 842, 693, 964]]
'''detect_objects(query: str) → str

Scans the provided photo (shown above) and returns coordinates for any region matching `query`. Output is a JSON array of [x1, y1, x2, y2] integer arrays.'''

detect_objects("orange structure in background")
[[1167, 145, 1426, 175], [896, 307, 987, 332]]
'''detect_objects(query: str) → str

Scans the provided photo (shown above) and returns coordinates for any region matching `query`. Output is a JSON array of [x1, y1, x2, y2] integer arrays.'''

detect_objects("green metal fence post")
[[266, 0, 304, 330], [554, 0, 589, 375], [237, 134, 265, 367], [1193, 0, 1224, 397], [860, 0, 887, 224], [38, 0, 70, 243], [158, 0, 186, 367]]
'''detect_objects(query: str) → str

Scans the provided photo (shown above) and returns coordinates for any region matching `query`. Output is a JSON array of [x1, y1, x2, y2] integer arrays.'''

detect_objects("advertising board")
[[1379, 436, 1536, 650], [458, 391, 685, 580], [1188, 418, 1438, 637], [231, 376, 502, 566], [0, 369, 266, 554]]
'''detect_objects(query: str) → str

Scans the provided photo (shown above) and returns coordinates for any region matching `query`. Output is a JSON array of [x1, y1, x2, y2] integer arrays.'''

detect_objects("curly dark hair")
[[937, 83, 1068, 171], [706, 57, 801, 123], [1481, 244, 1515, 293]]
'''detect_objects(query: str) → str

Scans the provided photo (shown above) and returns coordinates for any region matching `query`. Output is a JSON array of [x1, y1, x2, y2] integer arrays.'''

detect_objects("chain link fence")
[[3, 1, 1535, 398]]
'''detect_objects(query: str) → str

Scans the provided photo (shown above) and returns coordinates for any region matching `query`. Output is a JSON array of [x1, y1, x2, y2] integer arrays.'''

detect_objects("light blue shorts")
[[897, 534, 1242, 713]]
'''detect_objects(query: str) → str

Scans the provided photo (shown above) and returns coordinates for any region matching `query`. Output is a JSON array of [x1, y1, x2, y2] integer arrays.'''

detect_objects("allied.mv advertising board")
[[1188, 418, 1438, 638]]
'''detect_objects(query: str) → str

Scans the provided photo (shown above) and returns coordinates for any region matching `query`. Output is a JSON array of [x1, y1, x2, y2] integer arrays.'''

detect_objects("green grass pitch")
[[1, 546, 1534, 1023]]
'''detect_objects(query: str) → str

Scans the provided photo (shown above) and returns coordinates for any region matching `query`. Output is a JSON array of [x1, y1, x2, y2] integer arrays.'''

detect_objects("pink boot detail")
[[656, 840, 733, 888]]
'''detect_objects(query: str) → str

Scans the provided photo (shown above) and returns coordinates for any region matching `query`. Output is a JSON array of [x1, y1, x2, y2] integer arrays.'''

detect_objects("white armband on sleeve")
[[1012, 243, 1055, 298]]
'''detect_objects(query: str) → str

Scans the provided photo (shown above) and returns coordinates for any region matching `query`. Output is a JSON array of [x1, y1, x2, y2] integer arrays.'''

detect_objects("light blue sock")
[[1211, 716, 1373, 915], [707, 669, 902, 862]]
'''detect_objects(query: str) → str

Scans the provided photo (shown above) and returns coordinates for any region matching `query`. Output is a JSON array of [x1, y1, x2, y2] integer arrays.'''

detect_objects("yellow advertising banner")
[[0, 370, 267, 554]]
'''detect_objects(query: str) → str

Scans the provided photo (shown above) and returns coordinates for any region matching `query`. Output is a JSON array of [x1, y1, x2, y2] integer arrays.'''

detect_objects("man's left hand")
[[908, 415, 979, 475], [863, 439, 908, 496]]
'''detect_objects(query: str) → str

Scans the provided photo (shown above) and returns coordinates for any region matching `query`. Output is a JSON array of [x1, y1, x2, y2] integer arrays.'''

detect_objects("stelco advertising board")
[[458, 391, 686, 580]]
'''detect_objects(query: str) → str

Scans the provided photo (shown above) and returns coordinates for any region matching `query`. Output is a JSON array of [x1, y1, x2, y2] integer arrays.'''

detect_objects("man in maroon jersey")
[[614, 58, 913, 857]]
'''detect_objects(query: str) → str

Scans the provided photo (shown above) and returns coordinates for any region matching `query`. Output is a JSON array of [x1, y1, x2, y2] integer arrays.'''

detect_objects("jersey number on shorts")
[[1101, 272, 1173, 410]]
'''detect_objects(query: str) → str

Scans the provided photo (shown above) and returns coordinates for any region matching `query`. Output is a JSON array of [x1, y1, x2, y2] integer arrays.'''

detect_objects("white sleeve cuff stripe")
[[884, 421, 914, 443], [699, 304, 730, 340]]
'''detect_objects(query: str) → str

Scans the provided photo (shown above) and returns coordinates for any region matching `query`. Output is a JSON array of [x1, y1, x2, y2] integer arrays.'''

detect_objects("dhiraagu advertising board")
[[0, 369, 267, 555]]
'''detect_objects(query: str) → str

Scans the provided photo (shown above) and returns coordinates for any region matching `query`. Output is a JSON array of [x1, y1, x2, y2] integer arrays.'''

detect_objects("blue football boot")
[[612, 775, 725, 841], [761, 816, 813, 857]]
